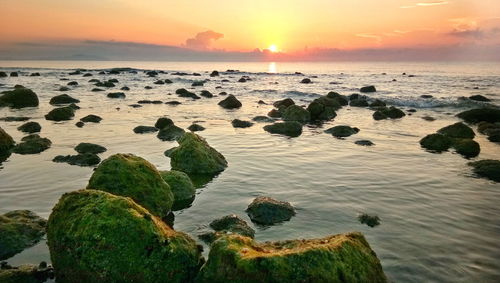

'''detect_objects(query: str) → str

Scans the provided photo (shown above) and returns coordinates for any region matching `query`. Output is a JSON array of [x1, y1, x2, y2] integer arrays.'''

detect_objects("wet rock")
[[45, 106, 75, 121], [0, 72, 7, 77], [0, 262, 54, 283], [80, 114, 102, 123], [355, 140, 375, 146], [0, 127, 15, 153], [219, 91, 227, 95], [282, 105, 310, 123], [457, 108, 500, 124], [159, 170, 196, 210], [157, 125, 185, 141], [165, 100, 182, 105], [49, 94, 79, 105], [68, 103, 80, 110], [370, 99, 386, 107], [264, 121, 302, 137], [120, 86, 130, 91], [452, 138, 480, 158], [358, 213, 381, 227], [164, 147, 177, 157], [107, 92, 125, 98], [53, 153, 101, 166], [154, 80, 165, 85], [209, 214, 254, 238], [58, 86, 70, 91], [373, 106, 406, 120], [164, 79, 173, 84], [238, 77, 247, 83], [300, 78, 312, 84], [17, 122, 41, 134], [91, 88, 104, 92], [83, 72, 93, 77], [169, 133, 228, 174], [10, 72, 18, 77], [437, 122, 475, 139], [0, 210, 46, 260], [138, 100, 163, 104], [155, 117, 175, 129], [68, 70, 81, 75], [0, 116, 30, 122], [87, 154, 174, 217], [134, 125, 158, 134], [30, 72, 41, 77], [75, 121, 84, 128], [469, 95, 490, 102], [350, 98, 369, 107], [325, 125, 360, 138], [210, 70, 219, 77], [246, 196, 295, 225], [267, 109, 282, 118], [188, 123, 205, 132], [258, 100, 266, 104], [231, 119, 253, 128], [176, 88, 200, 99], [0, 88, 39, 108], [95, 81, 115, 88], [326, 92, 349, 106], [12, 135, 51, 154], [47, 189, 202, 282], [218, 95, 242, 109], [200, 90, 213, 98], [307, 97, 338, 121], [146, 70, 158, 77], [196, 232, 386, 282], [468, 159, 500, 182], [74, 142, 107, 154], [192, 81, 204, 87], [420, 133, 452, 152], [273, 98, 295, 108], [252, 116, 274, 123], [360, 85, 376, 93], [422, 116, 436, 121], [421, 95, 433, 99], [67, 81, 78, 86]]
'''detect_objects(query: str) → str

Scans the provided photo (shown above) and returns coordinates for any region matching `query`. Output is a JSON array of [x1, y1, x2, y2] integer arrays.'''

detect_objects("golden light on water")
[[268, 62, 277, 73]]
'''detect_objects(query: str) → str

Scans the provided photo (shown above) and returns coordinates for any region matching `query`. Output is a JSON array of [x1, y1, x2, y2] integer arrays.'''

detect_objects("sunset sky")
[[0, 0, 499, 60]]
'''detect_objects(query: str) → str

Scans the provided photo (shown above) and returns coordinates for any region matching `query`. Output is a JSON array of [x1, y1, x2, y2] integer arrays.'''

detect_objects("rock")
[[468, 159, 500, 182], [238, 77, 247, 83], [350, 98, 369, 107], [267, 109, 282, 118], [246, 196, 295, 225], [169, 133, 228, 174], [0, 127, 15, 152], [67, 81, 78, 86], [10, 72, 18, 77], [355, 140, 375, 146], [0, 116, 30, 122], [422, 116, 436, 121], [120, 86, 130, 91], [157, 125, 185, 141], [164, 79, 173, 84], [164, 147, 177, 157], [349, 93, 360, 100], [53, 153, 101, 166], [307, 98, 338, 121], [326, 92, 349, 106], [258, 100, 266, 104], [95, 81, 115, 88], [68, 70, 81, 75], [200, 90, 213, 98], [134, 126, 158, 134], [45, 106, 75, 121], [373, 106, 406, 120], [282, 105, 310, 123], [91, 88, 104, 92], [138, 100, 162, 104], [210, 70, 219, 77], [208, 214, 254, 238], [370, 99, 386, 107], [0, 88, 39, 108], [17, 122, 41, 134], [159, 170, 196, 209], [273, 98, 295, 108], [192, 81, 204, 87], [325, 125, 360, 138], [47, 189, 202, 282], [80, 114, 102, 123], [437, 122, 475, 139], [74, 143, 107, 154], [87, 154, 174, 217], [420, 133, 452, 152], [146, 70, 158, 77], [68, 103, 80, 110], [165, 101, 182, 105], [30, 72, 41, 76], [218, 95, 242, 109], [58, 86, 70, 91], [0, 262, 54, 283], [0, 72, 7, 77], [457, 108, 500, 123], [154, 80, 165, 85], [421, 95, 433, 99], [0, 210, 46, 260], [197, 232, 386, 282], [176, 88, 200, 99], [188, 123, 205, 132], [300, 78, 312, 84], [232, 119, 254, 128], [49, 94, 79, 105], [12, 135, 51, 154], [83, 72, 93, 77], [360, 85, 376, 93], [107, 92, 125, 98], [358, 213, 381, 227], [452, 138, 480, 158], [75, 121, 84, 128], [263, 121, 302, 137], [252, 116, 274, 123], [469, 95, 490, 102]]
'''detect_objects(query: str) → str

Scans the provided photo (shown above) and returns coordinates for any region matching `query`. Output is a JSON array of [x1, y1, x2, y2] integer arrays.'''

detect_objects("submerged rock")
[[80, 114, 102, 123], [45, 106, 75, 121], [232, 119, 253, 128], [326, 92, 349, 106], [49, 94, 79, 105], [325, 125, 360, 138], [107, 92, 125, 99], [267, 109, 282, 118], [218, 95, 242, 109], [12, 134, 51, 155], [358, 213, 381, 227], [157, 125, 185, 141], [197, 232, 386, 282], [468, 159, 500, 182], [188, 123, 205, 132], [17, 122, 41, 134], [134, 125, 158, 134], [47, 189, 202, 282], [469, 95, 490, 102], [207, 214, 255, 239], [0, 116, 30, 122], [360, 85, 377, 93], [0, 210, 46, 260], [246, 196, 295, 225], [350, 98, 369, 107], [264, 121, 302, 137], [419, 133, 452, 152], [0, 127, 15, 152], [252, 116, 274, 123], [159, 170, 196, 210], [355, 140, 375, 146], [457, 108, 500, 123], [0, 88, 39, 108], [74, 142, 107, 154], [282, 105, 310, 123], [437, 122, 475, 139], [169, 133, 228, 174], [53, 153, 101, 167], [87, 153, 174, 217]]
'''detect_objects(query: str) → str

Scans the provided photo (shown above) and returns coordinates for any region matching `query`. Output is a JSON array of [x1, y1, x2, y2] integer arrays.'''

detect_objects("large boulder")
[[169, 133, 228, 174], [468, 159, 500, 182], [159, 170, 196, 210], [49, 94, 79, 105], [282, 105, 310, 123], [0, 127, 15, 152], [218, 95, 242, 109], [12, 134, 51, 155], [0, 88, 39, 108], [87, 153, 174, 217], [0, 210, 46, 260], [196, 232, 387, 282], [246, 196, 295, 225], [47, 190, 203, 283], [17, 122, 41, 134], [457, 108, 500, 123], [325, 125, 360, 138], [263, 121, 302, 137], [437, 122, 475, 139], [45, 106, 75, 121]]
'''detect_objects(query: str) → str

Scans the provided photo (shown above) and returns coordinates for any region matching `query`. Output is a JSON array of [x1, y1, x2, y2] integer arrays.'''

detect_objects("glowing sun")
[[268, 44, 278, 52]]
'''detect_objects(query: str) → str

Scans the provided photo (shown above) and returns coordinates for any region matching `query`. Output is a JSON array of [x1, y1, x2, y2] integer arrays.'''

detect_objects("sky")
[[0, 0, 499, 60]]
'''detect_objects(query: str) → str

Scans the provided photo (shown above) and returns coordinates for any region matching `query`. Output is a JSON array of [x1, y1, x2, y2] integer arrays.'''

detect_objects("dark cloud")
[[184, 30, 223, 50], [447, 28, 484, 39]]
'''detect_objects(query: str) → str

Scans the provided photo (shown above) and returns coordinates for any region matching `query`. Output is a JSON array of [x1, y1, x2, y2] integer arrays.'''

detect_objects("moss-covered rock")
[[0, 88, 39, 108], [0, 210, 47, 260], [437, 122, 475, 139], [17, 122, 41, 134], [267, 109, 282, 118], [169, 133, 228, 174], [159, 170, 196, 210], [74, 142, 107, 154], [307, 100, 337, 121], [53, 153, 101, 167], [197, 232, 387, 283], [232, 119, 254, 128], [457, 108, 500, 123], [263, 121, 302, 138], [325, 125, 360, 138], [209, 214, 255, 238], [107, 92, 125, 99], [452, 138, 480, 158], [49, 94, 79, 105], [326, 92, 349, 106], [358, 213, 381, 227], [218, 95, 242, 109], [282, 105, 310, 123], [12, 135, 52, 155], [45, 106, 75, 121], [157, 125, 185, 141], [0, 127, 15, 152], [246, 196, 295, 225], [468, 159, 500, 182], [0, 262, 54, 283], [419, 133, 452, 152], [47, 190, 203, 283], [87, 153, 174, 217]]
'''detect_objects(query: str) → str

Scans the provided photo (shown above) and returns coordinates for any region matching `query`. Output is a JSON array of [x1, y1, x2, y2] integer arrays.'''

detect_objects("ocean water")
[[0, 61, 499, 282]]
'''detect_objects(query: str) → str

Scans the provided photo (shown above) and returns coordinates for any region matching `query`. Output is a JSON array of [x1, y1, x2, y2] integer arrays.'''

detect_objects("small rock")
[[232, 119, 253, 128], [325, 125, 359, 138], [12, 134, 51, 154], [264, 121, 302, 137], [74, 143, 107, 154], [358, 213, 380, 227], [107, 92, 125, 99], [53, 153, 101, 166], [80, 114, 102, 123], [469, 95, 490, 102], [246, 196, 295, 225], [49, 94, 80, 105], [355, 140, 374, 146], [360, 86, 376, 93], [17, 122, 41, 134], [218, 95, 242, 109], [133, 126, 158, 134], [45, 106, 75, 121], [188, 123, 205, 132], [300, 78, 312, 84]]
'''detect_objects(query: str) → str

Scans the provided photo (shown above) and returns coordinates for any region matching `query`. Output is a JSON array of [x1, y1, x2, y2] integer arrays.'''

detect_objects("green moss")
[[170, 133, 228, 174], [282, 105, 311, 123], [196, 232, 387, 282], [0, 127, 15, 152], [0, 88, 39, 108], [159, 170, 196, 210], [87, 153, 174, 217], [468, 159, 500, 182], [0, 210, 46, 260], [420, 133, 452, 152], [437, 122, 475, 139], [47, 190, 202, 283]]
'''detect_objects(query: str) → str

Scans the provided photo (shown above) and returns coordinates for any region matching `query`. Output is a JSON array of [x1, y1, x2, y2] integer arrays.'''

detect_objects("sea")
[[0, 61, 499, 282]]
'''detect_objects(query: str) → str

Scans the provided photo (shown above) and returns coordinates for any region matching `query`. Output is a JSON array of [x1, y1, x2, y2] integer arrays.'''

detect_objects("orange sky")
[[1, 0, 499, 52]]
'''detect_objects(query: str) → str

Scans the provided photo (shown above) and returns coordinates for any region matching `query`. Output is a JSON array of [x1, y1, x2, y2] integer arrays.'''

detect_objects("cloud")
[[184, 30, 224, 50], [416, 1, 449, 6], [447, 28, 484, 39], [355, 33, 382, 45]]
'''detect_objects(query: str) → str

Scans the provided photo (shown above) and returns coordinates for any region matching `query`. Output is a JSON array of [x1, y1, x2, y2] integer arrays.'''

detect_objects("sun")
[[268, 44, 278, 53]]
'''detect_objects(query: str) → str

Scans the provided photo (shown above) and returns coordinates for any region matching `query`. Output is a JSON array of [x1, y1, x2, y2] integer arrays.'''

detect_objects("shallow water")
[[1, 61, 499, 282]]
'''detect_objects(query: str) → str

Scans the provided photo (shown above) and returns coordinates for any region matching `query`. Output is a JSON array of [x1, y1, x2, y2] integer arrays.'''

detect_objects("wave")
[[284, 90, 322, 98], [382, 96, 497, 109]]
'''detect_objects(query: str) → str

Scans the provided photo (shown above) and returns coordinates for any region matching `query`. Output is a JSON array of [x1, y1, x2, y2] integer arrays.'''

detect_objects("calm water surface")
[[0, 61, 499, 282]]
